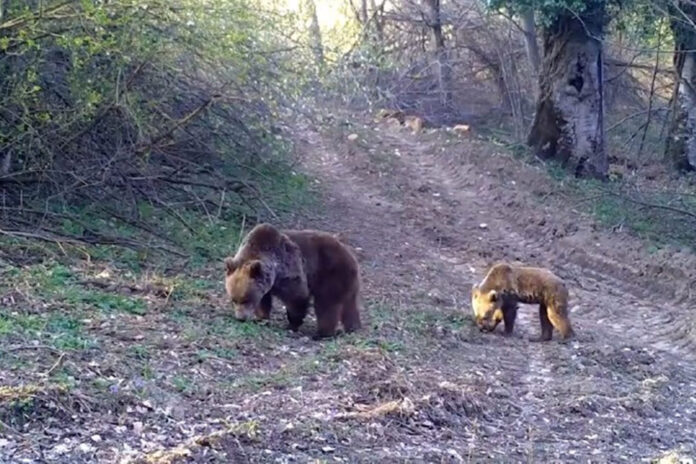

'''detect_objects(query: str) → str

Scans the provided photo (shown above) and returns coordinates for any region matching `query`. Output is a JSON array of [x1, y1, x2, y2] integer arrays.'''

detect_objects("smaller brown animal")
[[452, 124, 470, 134], [224, 224, 362, 339], [471, 262, 574, 342], [376, 108, 406, 124], [405, 115, 424, 133]]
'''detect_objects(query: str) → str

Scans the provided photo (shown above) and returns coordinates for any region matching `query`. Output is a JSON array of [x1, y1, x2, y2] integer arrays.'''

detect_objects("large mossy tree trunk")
[[665, 1, 696, 171], [527, 1, 608, 178]]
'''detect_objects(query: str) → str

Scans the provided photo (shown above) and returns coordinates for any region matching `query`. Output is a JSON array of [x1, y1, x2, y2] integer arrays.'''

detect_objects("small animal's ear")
[[224, 257, 237, 275], [489, 290, 498, 303], [248, 260, 265, 279]]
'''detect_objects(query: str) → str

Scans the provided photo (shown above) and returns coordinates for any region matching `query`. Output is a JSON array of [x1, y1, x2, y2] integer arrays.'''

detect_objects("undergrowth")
[[518, 147, 696, 251]]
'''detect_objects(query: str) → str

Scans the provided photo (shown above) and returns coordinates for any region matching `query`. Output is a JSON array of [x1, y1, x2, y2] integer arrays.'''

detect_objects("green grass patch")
[[555, 176, 696, 250], [0, 311, 95, 351], [4, 262, 147, 315], [493, 141, 696, 251]]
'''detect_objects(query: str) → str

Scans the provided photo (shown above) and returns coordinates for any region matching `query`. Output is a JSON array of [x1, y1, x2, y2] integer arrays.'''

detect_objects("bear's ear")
[[248, 260, 265, 279], [489, 290, 498, 303], [281, 235, 300, 255], [224, 257, 237, 275]]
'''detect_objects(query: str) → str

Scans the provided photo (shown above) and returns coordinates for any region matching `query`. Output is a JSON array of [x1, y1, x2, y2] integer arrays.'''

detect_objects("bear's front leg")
[[285, 297, 309, 332], [502, 306, 517, 336], [254, 293, 273, 321], [530, 304, 553, 342], [313, 300, 341, 340]]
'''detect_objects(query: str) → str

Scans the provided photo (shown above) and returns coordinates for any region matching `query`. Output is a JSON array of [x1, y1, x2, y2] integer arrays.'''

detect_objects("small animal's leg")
[[254, 293, 273, 320], [502, 306, 517, 336], [547, 305, 574, 341], [530, 304, 553, 342]]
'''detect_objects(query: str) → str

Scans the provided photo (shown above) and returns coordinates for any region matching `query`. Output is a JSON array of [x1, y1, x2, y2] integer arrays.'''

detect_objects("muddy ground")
[[2, 112, 696, 463]]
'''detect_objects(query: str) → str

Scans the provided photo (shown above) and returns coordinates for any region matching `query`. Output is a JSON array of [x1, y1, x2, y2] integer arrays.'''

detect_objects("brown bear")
[[470, 262, 574, 342], [224, 223, 362, 339]]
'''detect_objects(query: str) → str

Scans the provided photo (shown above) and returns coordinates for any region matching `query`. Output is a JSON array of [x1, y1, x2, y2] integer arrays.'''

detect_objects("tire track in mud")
[[388, 133, 696, 457], [298, 124, 696, 459], [374, 128, 696, 360], [408, 141, 696, 448]]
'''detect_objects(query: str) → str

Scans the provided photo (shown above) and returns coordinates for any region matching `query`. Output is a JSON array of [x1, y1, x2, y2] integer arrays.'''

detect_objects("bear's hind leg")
[[254, 293, 273, 321], [547, 305, 574, 340], [286, 297, 309, 332], [530, 304, 553, 342], [313, 298, 341, 340], [341, 289, 362, 333]]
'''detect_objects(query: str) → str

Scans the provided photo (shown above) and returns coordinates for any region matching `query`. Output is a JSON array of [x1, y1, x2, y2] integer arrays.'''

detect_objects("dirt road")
[[291, 115, 696, 462]]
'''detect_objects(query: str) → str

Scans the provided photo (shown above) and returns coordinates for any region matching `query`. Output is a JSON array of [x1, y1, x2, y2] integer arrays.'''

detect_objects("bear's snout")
[[234, 303, 256, 322], [476, 315, 499, 332]]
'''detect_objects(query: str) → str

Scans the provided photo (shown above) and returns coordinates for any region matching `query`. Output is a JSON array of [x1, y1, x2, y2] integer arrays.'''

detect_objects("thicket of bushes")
[[2, 0, 695, 260], [0, 0, 317, 262]]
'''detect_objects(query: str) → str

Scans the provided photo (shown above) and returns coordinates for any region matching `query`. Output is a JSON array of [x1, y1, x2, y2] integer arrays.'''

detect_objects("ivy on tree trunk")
[[666, 0, 696, 171], [527, 1, 608, 179]]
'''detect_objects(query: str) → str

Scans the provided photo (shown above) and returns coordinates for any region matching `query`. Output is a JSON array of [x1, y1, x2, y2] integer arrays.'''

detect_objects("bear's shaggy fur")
[[471, 262, 574, 342], [224, 223, 362, 339]]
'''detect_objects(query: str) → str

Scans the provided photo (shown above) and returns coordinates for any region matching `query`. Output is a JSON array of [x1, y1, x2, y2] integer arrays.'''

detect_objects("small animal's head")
[[471, 284, 503, 332], [224, 257, 275, 321]]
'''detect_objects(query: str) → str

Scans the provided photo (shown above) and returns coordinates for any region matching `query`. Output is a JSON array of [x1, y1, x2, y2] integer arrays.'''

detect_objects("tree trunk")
[[370, 0, 384, 43], [0, 0, 8, 22], [304, 0, 324, 68], [520, 7, 540, 76], [527, 2, 608, 179], [465, 42, 512, 112], [665, 1, 696, 171], [424, 0, 451, 106]]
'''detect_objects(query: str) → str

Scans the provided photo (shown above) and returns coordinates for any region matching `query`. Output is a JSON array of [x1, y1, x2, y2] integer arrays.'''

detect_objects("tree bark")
[[370, 0, 385, 42], [304, 0, 324, 68], [520, 7, 540, 75], [527, 1, 608, 179], [665, 1, 696, 171], [0, 0, 9, 22], [464, 41, 512, 112], [424, 0, 451, 106]]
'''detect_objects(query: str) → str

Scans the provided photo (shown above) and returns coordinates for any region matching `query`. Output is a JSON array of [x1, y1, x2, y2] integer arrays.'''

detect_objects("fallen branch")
[[0, 228, 188, 257], [0, 418, 19, 436], [42, 352, 67, 377], [606, 191, 696, 220], [4, 344, 62, 354], [337, 397, 415, 420]]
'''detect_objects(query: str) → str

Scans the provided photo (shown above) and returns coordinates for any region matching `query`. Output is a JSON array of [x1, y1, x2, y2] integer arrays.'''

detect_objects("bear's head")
[[471, 284, 503, 332], [224, 257, 276, 321]]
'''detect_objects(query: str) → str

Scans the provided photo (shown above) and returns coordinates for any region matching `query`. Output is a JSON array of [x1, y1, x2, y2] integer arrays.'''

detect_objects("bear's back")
[[284, 229, 359, 289]]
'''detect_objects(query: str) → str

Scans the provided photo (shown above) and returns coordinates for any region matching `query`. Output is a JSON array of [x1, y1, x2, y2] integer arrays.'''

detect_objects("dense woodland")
[[0, 0, 695, 256]]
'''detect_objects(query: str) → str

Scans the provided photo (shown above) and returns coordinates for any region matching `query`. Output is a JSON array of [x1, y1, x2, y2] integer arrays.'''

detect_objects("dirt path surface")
[[290, 115, 696, 462], [3, 114, 696, 464]]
